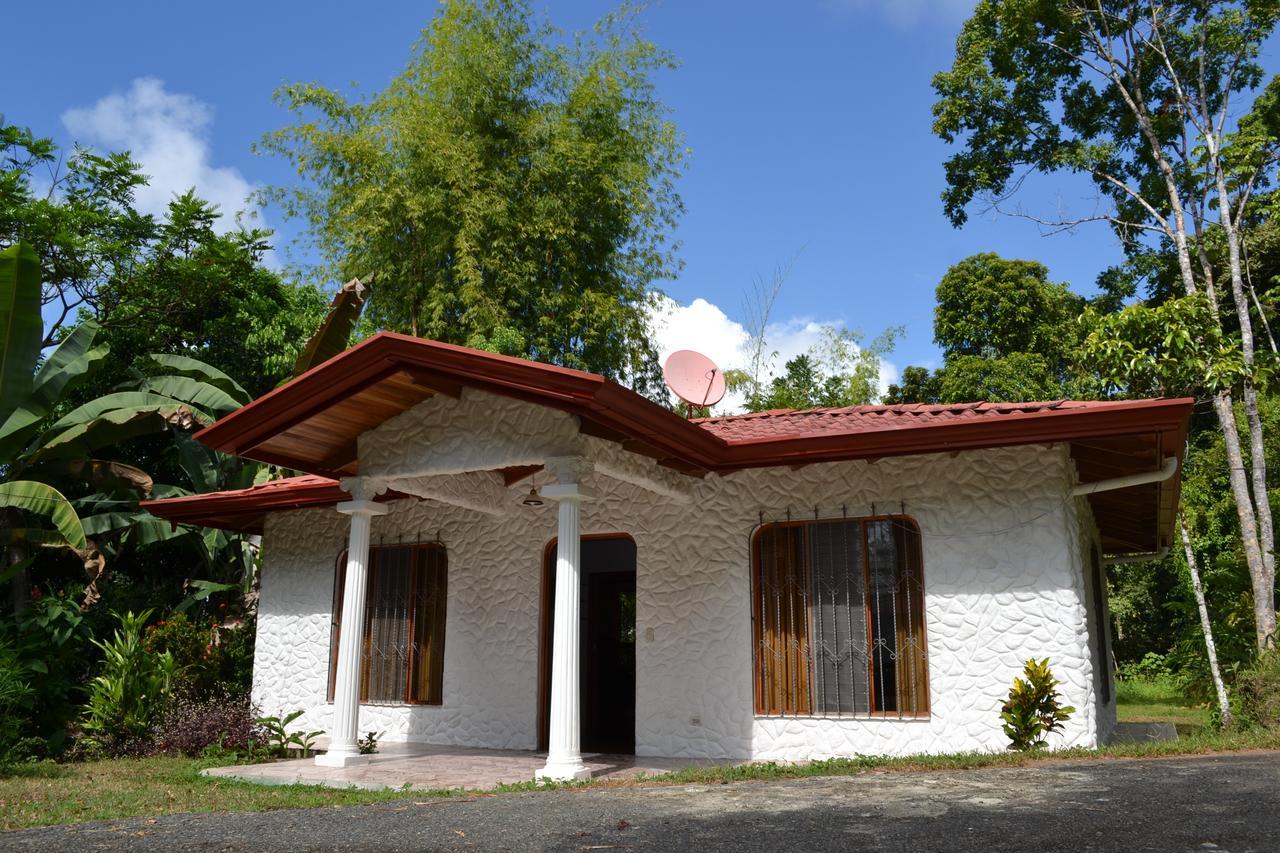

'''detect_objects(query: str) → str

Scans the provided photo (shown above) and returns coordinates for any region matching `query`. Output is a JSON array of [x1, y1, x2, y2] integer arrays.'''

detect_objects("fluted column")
[[536, 457, 593, 782], [316, 495, 388, 767]]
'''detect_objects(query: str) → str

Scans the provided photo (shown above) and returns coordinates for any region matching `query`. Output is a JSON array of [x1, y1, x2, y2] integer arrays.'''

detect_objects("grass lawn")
[[4, 724, 1276, 832], [0, 756, 416, 832], [1116, 675, 1211, 730]]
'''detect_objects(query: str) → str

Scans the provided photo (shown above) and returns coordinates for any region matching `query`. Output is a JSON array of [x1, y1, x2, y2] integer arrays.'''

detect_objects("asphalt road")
[[3, 751, 1278, 852]]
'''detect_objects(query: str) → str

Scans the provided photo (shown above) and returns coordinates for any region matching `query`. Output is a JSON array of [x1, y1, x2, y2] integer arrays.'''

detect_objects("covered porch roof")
[[142, 333, 1193, 555]]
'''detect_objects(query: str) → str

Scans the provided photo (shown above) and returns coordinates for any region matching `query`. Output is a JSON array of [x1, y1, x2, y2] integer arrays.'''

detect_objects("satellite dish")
[[663, 349, 726, 410]]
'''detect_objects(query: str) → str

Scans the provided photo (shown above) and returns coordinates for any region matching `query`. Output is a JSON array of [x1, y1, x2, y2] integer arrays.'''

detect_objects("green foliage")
[[255, 710, 324, 758], [741, 325, 899, 412], [1079, 293, 1261, 398], [0, 242, 44, 426], [0, 481, 86, 552], [357, 730, 383, 755], [1000, 658, 1076, 752], [1116, 652, 1173, 683], [0, 639, 38, 765], [80, 610, 176, 755], [886, 253, 1089, 404], [1, 592, 93, 754], [259, 0, 685, 393], [1233, 649, 1280, 730], [931, 1, 1280, 235], [144, 613, 256, 700]]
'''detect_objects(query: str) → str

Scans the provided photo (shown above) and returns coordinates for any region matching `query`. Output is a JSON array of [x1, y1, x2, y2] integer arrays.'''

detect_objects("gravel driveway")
[[3, 750, 1277, 852]]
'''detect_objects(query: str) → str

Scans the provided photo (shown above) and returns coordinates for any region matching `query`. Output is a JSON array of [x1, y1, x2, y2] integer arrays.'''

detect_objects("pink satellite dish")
[[663, 349, 726, 409]]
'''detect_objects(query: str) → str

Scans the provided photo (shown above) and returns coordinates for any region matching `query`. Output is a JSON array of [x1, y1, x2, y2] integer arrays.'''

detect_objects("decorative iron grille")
[[752, 514, 928, 717], [329, 543, 448, 705]]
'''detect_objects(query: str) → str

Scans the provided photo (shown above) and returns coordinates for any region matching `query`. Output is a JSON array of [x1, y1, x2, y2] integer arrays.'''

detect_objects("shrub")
[[144, 612, 256, 700], [1000, 658, 1076, 751], [1116, 651, 1172, 682], [257, 710, 324, 758], [1, 592, 93, 756], [80, 610, 176, 756], [0, 639, 39, 765], [1234, 649, 1280, 731], [151, 690, 267, 757]]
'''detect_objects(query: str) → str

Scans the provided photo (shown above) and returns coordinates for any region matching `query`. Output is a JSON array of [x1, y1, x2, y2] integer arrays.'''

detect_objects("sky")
[[9, 1, 1275, 405]]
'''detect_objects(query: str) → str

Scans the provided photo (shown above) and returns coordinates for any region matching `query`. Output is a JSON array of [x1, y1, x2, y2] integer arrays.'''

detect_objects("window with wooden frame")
[[328, 543, 448, 705], [752, 516, 928, 717]]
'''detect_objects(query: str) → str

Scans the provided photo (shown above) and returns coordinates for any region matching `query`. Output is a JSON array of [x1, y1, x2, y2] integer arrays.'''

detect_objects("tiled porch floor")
[[202, 742, 743, 792]]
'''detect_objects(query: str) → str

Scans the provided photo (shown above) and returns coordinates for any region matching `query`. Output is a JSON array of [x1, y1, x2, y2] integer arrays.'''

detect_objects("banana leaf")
[[0, 243, 43, 427], [147, 354, 251, 405], [42, 392, 196, 433], [135, 375, 242, 418], [0, 480, 87, 551], [0, 322, 107, 460], [292, 276, 367, 378], [27, 458, 153, 497], [32, 404, 204, 462]]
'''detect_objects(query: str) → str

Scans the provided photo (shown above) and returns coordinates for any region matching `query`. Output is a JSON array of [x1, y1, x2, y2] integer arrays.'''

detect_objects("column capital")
[[336, 499, 391, 517], [544, 455, 593, 486], [339, 476, 388, 502]]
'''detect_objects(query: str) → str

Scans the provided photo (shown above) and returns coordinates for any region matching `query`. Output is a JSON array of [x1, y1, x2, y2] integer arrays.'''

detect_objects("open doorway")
[[538, 535, 636, 754]]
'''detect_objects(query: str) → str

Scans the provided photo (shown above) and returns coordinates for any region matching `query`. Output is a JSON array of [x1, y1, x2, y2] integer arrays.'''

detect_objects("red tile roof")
[[693, 400, 1138, 442], [142, 333, 1193, 552]]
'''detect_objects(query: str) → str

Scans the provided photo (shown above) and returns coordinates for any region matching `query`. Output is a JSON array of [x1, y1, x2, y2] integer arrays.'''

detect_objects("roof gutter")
[[1071, 456, 1178, 497]]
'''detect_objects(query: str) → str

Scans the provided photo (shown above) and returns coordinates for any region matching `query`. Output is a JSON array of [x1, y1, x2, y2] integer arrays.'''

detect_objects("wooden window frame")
[[327, 542, 448, 706], [750, 514, 930, 719]]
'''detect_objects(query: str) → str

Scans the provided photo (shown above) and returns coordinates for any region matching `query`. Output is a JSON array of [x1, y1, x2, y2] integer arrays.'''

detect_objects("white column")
[[536, 458, 593, 782], [316, 496, 389, 767]]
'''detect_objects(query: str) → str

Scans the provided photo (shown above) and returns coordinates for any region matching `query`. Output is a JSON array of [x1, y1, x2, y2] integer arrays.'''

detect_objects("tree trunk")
[[1180, 514, 1232, 727], [1211, 392, 1276, 649], [7, 543, 29, 617], [1211, 159, 1276, 649]]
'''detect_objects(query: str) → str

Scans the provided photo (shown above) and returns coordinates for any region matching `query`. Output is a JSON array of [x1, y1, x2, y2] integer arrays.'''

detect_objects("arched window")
[[328, 543, 448, 705]]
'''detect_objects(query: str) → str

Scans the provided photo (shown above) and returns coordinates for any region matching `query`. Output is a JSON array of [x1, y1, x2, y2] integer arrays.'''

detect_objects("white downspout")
[[1072, 456, 1179, 566], [1071, 456, 1178, 497], [1103, 547, 1170, 566]]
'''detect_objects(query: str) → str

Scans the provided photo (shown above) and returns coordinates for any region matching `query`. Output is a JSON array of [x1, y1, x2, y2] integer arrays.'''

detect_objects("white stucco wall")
[[251, 389, 1109, 760]]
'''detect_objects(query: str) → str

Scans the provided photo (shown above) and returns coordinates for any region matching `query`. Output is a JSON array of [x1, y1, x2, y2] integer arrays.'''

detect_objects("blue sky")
[[10, 1, 1275, 390]]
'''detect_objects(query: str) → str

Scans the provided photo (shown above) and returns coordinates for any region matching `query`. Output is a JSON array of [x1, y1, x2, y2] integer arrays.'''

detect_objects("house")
[[143, 333, 1192, 780]]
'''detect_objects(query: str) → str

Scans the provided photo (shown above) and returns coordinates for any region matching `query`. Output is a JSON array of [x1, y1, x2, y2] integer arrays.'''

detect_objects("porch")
[[202, 742, 741, 792]]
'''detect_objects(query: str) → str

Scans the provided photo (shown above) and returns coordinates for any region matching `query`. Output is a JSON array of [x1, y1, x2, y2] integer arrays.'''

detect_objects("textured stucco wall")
[[252, 389, 1107, 760]]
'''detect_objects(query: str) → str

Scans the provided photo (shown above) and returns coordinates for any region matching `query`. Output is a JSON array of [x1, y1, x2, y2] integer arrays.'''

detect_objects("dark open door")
[[538, 535, 637, 754]]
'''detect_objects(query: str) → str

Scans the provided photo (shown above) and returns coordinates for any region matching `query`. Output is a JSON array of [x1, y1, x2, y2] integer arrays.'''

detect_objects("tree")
[[933, 1, 1279, 648], [742, 326, 898, 412], [0, 121, 328, 398], [259, 0, 685, 393], [884, 253, 1086, 404]]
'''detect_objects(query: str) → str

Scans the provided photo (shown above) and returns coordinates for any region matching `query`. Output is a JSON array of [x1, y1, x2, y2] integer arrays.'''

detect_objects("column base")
[[535, 760, 593, 783], [314, 749, 372, 768]]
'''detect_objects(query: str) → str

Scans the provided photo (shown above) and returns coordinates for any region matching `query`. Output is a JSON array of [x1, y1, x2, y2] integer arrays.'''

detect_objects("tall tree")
[[885, 253, 1085, 404], [933, 1, 1279, 648], [259, 0, 686, 393]]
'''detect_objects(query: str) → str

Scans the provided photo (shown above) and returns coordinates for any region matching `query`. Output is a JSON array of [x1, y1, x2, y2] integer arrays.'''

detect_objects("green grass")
[[1116, 675, 1211, 729], [4, 725, 1277, 832], [0, 756, 421, 831]]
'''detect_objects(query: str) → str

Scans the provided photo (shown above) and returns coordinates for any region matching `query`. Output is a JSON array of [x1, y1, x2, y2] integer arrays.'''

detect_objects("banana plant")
[[0, 243, 232, 596]]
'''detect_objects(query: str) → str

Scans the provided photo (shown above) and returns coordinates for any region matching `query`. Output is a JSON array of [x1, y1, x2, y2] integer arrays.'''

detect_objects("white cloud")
[[648, 295, 897, 414], [824, 0, 976, 29], [62, 78, 259, 231]]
